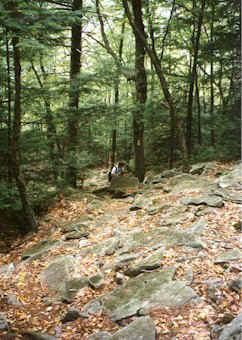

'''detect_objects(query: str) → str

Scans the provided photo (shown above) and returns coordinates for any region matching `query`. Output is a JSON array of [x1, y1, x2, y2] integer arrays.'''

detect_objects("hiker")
[[108, 162, 123, 182]]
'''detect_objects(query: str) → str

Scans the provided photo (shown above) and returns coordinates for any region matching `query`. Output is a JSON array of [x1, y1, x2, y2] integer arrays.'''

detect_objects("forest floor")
[[0, 161, 241, 339]]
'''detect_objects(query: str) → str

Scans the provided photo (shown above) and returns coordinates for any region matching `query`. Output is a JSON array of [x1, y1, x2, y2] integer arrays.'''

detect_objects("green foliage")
[[0, 183, 21, 210], [0, 0, 239, 205]]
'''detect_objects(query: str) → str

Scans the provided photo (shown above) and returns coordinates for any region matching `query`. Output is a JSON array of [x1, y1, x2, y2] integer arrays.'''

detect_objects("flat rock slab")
[[217, 163, 242, 189], [181, 195, 224, 208], [83, 267, 197, 321], [124, 249, 163, 277], [39, 255, 75, 294], [212, 188, 242, 204], [215, 249, 242, 264], [218, 312, 242, 340], [61, 221, 90, 235], [112, 316, 156, 340], [21, 240, 59, 260]]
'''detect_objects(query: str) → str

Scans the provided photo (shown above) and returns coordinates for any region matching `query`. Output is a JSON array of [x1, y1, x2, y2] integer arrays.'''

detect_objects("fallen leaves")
[[0, 162, 241, 339]]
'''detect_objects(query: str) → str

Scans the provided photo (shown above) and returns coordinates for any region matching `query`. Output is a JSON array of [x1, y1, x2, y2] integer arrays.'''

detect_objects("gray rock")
[[217, 163, 242, 189], [65, 230, 89, 240], [124, 249, 163, 277], [61, 308, 81, 323], [0, 263, 15, 278], [22, 240, 59, 260], [104, 239, 121, 256], [182, 268, 194, 285], [115, 273, 125, 285], [233, 221, 242, 232], [39, 255, 75, 294], [83, 267, 197, 321], [0, 313, 8, 330], [114, 253, 140, 270], [116, 219, 205, 256], [112, 316, 156, 340], [212, 188, 242, 204], [162, 206, 188, 225], [88, 332, 112, 340], [182, 195, 224, 208], [61, 221, 89, 236], [190, 163, 206, 175], [89, 272, 105, 289], [110, 176, 139, 190], [169, 173, 196, 186], [218, 312, 242, 340], [7, 294, 23, 306], [228, 279, 242, 293], [215, 249, 242, 264], [130, 196, 149, 211], [83, 299, 103, 316], [59, 276, 89, 302], [188, 218, 207, 233], [161, 168, 181, 178], [21, 331, 56, 340]]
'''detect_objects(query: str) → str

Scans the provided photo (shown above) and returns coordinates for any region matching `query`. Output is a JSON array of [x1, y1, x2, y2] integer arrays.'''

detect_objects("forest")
[[0, 1, 241, 339], [0, 0, 240, 232]]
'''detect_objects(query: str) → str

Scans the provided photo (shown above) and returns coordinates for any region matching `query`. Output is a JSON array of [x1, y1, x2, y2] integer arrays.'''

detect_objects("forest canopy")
[[0, 0, 240, 232]]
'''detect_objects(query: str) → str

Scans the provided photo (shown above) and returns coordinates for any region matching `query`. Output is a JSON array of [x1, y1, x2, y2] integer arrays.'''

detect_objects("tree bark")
[[209, 0, 215, 146], [122, 0, 189, 172], [131, 0, 147, 182], [5, 28, 13, 183], [186, 0, 206, 154], [66, 0, 82, 188], [195, 69, 202, 145], [11, 16, 37, 233]]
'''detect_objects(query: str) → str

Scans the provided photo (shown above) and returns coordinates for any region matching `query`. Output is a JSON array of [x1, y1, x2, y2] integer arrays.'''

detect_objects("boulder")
[[112, 316, 156, 340], [22, 240, 59, 261], [217, 163, 242, 189], [61, 221, 89, 236], [124, 249, 163, 277], [83, 267, 197, 321], [88, 332, 112, 340], [0, 312, 8, 330], [61, 308, 81, 323], [39, 255, 75, 294], [89, 272, 105, 289], [181, 195, 224, 208], [218, 312, 242, 340], [59, 276, 89, 302], [21, 331, 56, 340], [215, 249, 242, 264]]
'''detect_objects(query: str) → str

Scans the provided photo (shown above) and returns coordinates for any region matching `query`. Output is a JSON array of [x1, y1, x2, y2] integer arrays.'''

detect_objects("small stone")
[[89, 273, 105, 289], [115, 273, 125, 285], [61, 308, 81, 323]]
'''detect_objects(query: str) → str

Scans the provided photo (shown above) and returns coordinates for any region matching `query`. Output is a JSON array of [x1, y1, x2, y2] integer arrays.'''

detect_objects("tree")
[[122, 0, 189, 172], [186, 0, 206, 154], [66, 0, 83, 188], [8, 0, 38, 233], [130, 0, 147, 182]]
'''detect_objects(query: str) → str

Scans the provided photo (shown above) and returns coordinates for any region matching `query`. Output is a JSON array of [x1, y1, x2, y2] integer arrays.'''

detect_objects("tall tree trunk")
[[11, 24, 37, 233], [210, 0, 215, 146], [195, 69, 202, 145], [5, 28, 13, 182], [186, 0, 206, 155], [130, 0, 147, 182], [122, 0, 189, 172], [111, 20, 125, 167], [110, 129, 117, 167], [66, 0, 82, 187]]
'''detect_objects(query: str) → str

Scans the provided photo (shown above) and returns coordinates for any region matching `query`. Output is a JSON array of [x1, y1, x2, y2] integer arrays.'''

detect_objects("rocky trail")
[[0, 161, 241, 340]]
